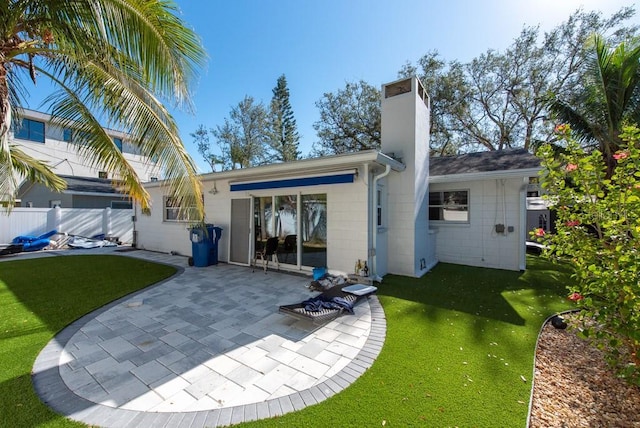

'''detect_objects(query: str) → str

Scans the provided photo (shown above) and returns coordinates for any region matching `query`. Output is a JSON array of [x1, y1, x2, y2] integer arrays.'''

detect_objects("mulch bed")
[[529, 312, 640, 427]]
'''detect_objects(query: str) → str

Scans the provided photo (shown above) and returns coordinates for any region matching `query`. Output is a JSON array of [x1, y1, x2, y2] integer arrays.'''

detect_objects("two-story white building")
[[10, 108, 160, 208]]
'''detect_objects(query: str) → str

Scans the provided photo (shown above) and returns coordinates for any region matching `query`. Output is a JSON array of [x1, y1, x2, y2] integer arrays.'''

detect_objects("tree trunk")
[[0, 58, 11, 151]]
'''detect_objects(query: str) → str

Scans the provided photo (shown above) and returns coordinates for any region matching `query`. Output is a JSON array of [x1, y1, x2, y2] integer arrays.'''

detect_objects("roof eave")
[[63, 190, 128, 197], [145, 150, 406, 188], [429, 167, 541, 184]]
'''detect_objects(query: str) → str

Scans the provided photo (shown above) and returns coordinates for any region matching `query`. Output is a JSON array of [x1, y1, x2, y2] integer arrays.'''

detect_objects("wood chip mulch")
[[529, 313, 640, 428]]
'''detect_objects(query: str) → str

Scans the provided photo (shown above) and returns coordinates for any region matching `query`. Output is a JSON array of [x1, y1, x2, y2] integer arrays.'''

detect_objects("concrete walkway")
[[28, 248, 386, 427]]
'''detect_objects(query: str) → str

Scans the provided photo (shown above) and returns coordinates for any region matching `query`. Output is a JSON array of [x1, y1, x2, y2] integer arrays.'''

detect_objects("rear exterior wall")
[[429, 177, 525, 271], [134, 172, 370, 275]]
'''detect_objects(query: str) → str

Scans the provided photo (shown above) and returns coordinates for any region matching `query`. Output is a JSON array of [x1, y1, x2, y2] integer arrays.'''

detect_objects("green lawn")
[[0, 255, 176, 428], [245, 255, 574, 427], [0, 254, 573, 427]]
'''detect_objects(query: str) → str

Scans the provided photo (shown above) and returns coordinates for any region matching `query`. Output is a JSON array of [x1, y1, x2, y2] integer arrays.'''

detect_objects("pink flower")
[[568, 292, 584, 301], [554, 124, 570, 134], [566, 220, 580, 227], [534, 228, 545, 237], [613, 151, 629, 160], [566, 163, 578, 172]]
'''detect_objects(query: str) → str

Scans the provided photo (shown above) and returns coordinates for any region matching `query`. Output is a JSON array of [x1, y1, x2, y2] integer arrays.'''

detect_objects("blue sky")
[[26, 0, 635, 173]]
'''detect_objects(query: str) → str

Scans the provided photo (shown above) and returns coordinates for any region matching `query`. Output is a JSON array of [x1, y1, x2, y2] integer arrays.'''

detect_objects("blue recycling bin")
[[189, 224, 213, 267], [209, 226, 223, 265], [189, 224, 222, 267]]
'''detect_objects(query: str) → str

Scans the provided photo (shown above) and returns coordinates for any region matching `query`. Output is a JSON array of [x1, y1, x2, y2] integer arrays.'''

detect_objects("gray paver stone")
[[216, 407, 233, 427]]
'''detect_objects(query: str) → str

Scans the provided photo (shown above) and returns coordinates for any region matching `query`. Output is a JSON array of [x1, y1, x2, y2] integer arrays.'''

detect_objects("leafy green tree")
[[535, 125, 640, 385], [547, 34, 640, 177], [312, 80, 381, 155], [0, 0, 206, 216], [402, 7, 637, 155], [211, 96, 269, 169], [267, 75, 300, 162], [399, 52, 468, 155], [192, 124, 224, 172]]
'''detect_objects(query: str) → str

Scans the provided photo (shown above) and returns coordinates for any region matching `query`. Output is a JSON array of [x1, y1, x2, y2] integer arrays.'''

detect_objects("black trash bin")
[[189, 224, 213, 267], [209, 226, 223, 265]]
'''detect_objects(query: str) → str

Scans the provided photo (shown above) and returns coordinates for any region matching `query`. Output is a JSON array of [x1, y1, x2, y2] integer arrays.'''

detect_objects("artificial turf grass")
[[0, 254, 573, 428], [0, 255, 176, 428], [244, 255, 574, 427]]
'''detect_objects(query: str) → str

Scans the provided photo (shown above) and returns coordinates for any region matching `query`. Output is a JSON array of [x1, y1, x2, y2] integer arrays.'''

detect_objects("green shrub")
[[535, 125, 640, 385]]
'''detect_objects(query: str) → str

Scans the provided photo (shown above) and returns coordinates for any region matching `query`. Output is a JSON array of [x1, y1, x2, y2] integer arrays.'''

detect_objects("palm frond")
[[1, 0, 207, 218], [84, 0, 206, 109], [546, 34, 640, 161], [40, 53, 202, 215], [0, 143, 67, 209], [546, 98, 597, 143]]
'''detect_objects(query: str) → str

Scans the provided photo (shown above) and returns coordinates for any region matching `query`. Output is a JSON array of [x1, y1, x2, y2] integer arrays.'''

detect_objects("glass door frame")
[[251, 191, 327, 271]]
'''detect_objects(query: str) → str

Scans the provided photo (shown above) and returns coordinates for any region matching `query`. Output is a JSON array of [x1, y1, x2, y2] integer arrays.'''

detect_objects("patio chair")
[[279, 283, 377, 324], [256, 236, 279, 273], [282, 234, 296, 263]]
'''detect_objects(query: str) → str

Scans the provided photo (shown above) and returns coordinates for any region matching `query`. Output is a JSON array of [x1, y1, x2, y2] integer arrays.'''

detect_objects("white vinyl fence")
[[1, 207, 134, 244]]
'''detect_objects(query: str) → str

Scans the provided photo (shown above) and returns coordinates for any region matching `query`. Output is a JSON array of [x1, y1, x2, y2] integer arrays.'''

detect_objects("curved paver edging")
[[32, 251, 387, 428]]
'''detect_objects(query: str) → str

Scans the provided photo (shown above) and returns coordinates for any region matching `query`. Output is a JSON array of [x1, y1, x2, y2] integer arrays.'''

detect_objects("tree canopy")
[[194, 75, 302, 170], [547, 34, 640, 176], [211, 96, 269, 170], [1, 0, 207, 215], [311, 80, 381, 156], [399, 7, 638, 155], [194, 8, 638, 167]]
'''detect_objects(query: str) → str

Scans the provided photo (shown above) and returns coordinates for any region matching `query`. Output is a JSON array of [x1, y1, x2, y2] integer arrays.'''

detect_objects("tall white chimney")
[[381, 77, 433, 277]]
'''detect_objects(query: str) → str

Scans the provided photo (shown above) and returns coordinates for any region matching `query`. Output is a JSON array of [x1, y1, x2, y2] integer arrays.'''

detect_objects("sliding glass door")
[[253, 193, 326, 269]]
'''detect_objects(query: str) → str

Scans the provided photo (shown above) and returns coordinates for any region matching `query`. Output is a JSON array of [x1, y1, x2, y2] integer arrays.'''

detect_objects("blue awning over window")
[[230, 172, 354, 192]]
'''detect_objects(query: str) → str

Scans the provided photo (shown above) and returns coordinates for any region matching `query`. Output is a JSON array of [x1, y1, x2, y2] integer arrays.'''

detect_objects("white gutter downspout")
[[519, 177, 528, 271], [371, 164, 391, 277]]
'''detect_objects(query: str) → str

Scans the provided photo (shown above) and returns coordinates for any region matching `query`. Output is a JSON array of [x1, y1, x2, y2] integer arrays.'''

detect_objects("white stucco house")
[[135, 77, 541, 277]]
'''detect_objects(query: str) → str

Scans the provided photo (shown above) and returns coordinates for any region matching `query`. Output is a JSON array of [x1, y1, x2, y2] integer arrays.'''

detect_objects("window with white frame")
[[429, 190, 469, 222], [14, 118, 45, 143], [164, 196, 201, 222]]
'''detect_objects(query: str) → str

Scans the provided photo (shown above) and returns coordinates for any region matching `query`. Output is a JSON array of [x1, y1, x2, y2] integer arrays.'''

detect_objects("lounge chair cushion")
[[279, 285, 376, 324]]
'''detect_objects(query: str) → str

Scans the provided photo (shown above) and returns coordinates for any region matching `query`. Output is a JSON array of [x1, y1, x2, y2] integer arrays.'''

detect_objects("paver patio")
[[30, 248, 386, 427]]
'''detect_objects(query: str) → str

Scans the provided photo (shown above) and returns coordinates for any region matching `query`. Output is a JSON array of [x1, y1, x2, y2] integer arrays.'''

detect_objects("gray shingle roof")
[[429, 149, 541, 176], [60, 175, 124, 194]]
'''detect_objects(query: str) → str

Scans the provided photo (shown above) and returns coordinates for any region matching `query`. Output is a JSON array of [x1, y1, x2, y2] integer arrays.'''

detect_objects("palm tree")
[[0, 0, 206, 216], [547, 34, 640, 177]]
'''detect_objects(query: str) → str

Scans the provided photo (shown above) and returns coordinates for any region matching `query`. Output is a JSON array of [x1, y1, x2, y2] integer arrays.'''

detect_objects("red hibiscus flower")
[[568, 292, 584, 301], [613, 151, 629, 160]]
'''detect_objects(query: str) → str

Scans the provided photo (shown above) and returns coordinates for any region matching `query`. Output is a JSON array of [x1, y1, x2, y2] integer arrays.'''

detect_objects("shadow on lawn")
[[377, 255, 572, 327], [0, 255, 176, 336], [0, 371, 68, 427], [0, 255, 177, 425]]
